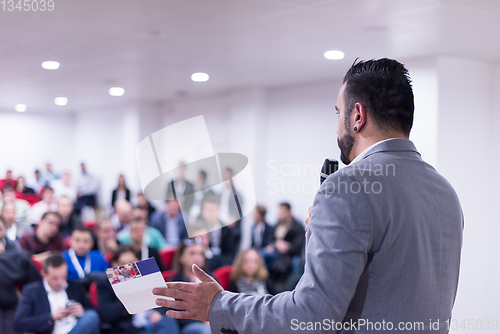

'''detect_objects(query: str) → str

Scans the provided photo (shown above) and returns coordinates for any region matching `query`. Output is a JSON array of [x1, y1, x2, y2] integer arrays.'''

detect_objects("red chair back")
[[83, 220, 97, 232], [159, 248, 176, 270], [89, 282, 99, 308], [162, 270, 177, 282], [31, 256, 43, 272], [213, 265, 233, 290]]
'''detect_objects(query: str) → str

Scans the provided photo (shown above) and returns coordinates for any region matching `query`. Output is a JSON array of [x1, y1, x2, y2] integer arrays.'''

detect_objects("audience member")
[[112, 174, 130, 207], [250, 205, 273, 250], [97, 245, 180, 334], [33, 169, 46, 194], [127, 216, 165, 271], [0, 217, 20, 252], [118, 207, 167, 250], [57, 196, 82, 237], [0, 170, 17, 190], [29, 185, 57, 224], [13, 254, 100, 334], [18, 212, 66, 263], [228, 248, 278, 295], [1, 202, 32, 242], [62, 227, 109, 280], [97, 219, 119, 258], [111, 199, 133, 231], [219, 168, 243, 226], [262, 202, 305, 285], [15, 175, 35, 194], [151, 199, 188, 247], [170, 239, 212, 334], [196, 195, 240, 271], [0, 186, 30, 224], [51, 172, 77, 202], [76, 163, 99, 209], [0, 218, 41, 334], [137, 192, 156, 221], [167, 162, 195, 217], [41, 163, 59, 185]]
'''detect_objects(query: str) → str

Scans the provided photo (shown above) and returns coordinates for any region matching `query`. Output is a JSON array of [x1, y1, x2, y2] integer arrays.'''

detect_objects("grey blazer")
[[209, 139, 463, 334]]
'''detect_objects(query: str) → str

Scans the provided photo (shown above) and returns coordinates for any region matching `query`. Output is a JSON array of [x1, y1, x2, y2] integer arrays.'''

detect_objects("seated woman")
[[169, 238, 212, 334], [228, 248, 278, 296]]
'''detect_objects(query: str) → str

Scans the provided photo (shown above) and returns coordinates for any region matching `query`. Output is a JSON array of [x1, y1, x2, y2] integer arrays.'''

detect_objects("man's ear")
[[353, 102, 367, 132]]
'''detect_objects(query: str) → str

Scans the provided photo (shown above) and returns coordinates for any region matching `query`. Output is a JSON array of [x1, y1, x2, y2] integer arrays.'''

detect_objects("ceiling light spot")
[[191, 72, 209, 82], [15, 104, 27, 112], [324, 50, 345, 60], [54, 97, 68, 106], [42, 61, 60, 70], [109, 87, 125, 96]]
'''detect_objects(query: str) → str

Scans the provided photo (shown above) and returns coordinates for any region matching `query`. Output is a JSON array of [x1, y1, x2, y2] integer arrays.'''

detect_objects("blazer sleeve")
[[13, 284, 54, 333], [208, 174, 374, 334]]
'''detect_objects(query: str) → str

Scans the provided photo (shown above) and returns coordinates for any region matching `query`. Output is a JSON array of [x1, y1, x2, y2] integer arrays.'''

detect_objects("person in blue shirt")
[[62, 227, 109, 281]]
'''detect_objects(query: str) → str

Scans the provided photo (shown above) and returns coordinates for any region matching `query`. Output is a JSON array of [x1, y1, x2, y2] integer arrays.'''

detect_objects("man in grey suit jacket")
[[153, 58, 464, 334]]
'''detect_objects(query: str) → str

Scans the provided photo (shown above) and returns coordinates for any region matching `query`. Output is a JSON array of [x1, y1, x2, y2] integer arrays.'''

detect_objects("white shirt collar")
[[43, 279, 68, 294], [350, 138, 397, 165]]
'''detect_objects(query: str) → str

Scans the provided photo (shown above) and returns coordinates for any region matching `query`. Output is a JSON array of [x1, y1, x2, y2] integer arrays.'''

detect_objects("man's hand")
[[149, 310, 163, 325], [52, 308, 70, 321], [68, 302, 84, 318], [153, 264, 223, 322], [305, 206, 312, 238], [275, 240, 291, 253]]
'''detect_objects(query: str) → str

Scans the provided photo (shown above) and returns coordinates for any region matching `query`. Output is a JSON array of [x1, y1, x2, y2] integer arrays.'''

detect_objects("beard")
[[337, 131, 355, 165]]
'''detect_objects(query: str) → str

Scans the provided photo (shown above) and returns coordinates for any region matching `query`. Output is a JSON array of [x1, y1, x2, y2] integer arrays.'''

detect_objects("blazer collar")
[[359, 138, 420, 161]]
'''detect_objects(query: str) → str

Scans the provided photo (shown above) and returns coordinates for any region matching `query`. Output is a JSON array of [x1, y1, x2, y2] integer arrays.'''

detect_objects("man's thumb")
[[192, 264, 214, 283]]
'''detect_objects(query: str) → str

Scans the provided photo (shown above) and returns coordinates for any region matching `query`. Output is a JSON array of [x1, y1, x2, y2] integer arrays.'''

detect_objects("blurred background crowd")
[[0, 163, 306, 334]]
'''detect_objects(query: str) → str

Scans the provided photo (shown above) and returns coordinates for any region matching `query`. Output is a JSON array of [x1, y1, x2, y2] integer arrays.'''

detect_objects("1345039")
[[2, 0, 54, 11]]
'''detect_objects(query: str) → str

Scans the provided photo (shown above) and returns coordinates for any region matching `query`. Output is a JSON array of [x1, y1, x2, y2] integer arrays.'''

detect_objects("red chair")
[[162, 270, 177, 282], [213, 265, 233, 290], [159, 248, 177, 270], [105, 252, 114, 264], [30, 256, 43, 273], [89, 282, 99, 308], [64, 236, 71, 249], [83, 220, 97, 232], [16, 193, 41, 206]]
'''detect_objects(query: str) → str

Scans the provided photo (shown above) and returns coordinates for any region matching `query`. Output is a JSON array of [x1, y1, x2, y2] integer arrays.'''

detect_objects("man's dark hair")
[[199, 170, 207, 180], [343, 58, 414, 136], [41, 211, 62, 222], [279, 202, 291, 211], [255, 205, 267, 218], [43, 253, 66, 272], [43, 185, 54, 192], [1, 186, 14, 194], [71, 226, 93, 237], [111, 245, 139, 266]]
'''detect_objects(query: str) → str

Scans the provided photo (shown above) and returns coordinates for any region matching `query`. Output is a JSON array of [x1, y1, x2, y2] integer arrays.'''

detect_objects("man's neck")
[[131, 240, 142, 250], [73, 248, 89, 257], [5, 219, 14, 228], [351, 133, 408, 162]]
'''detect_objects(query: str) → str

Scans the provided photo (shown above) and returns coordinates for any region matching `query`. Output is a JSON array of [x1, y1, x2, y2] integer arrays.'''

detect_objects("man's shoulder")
[[23, 280, 44, 294]]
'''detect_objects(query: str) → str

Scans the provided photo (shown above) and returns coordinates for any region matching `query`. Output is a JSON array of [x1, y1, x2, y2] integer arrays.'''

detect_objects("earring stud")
[[353, 126, 358, 132]]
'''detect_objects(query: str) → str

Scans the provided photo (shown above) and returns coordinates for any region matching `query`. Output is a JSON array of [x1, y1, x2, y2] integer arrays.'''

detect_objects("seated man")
[[96, 219, 119, 257], [118, 207, 167, 250], [96, 245, 180, 334], [18, 211, 66, 264], [0, 186, 30, 224], [29, 185, 58, 225], [57, 196, 82, 237], [62, 227, 109, 280], [0, 217, 41, 334], [151, 199, 188, 247], [13, 254, 100, 334], [1, 202, 32, 242], [127, 216, 165, 271]]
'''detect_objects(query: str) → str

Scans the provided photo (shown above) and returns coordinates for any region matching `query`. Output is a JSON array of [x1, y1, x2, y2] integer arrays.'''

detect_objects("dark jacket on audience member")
[[0, 250, 41, 311], [150, 211, 188, 242], [111, 188, 130, 207], [250, 221, 273, 249], [13, 280, 93, 334], [18, 230, 66, 254], [138, 246, 165, 272]]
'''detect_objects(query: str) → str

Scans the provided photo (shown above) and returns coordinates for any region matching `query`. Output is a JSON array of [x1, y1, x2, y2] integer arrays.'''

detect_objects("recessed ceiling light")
[[42, 61, 60, 70], [191, 72, 209, 82], [15, 104, 27, 112], [324, 50, 345, 60], [109, 87, 125, 96], [54, 97, 68, 106]]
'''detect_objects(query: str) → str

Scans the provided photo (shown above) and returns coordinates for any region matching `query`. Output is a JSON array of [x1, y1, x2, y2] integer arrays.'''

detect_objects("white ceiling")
[[0, 0, 499, 113]]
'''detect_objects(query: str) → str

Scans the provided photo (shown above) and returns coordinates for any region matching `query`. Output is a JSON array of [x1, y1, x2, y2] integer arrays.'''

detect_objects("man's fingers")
[[192, 264, 214, 283], [153, 287, 191, 300], [166, 309, 195, 319], [156, 298, 190, 311], [165, 281, 197, 293]]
